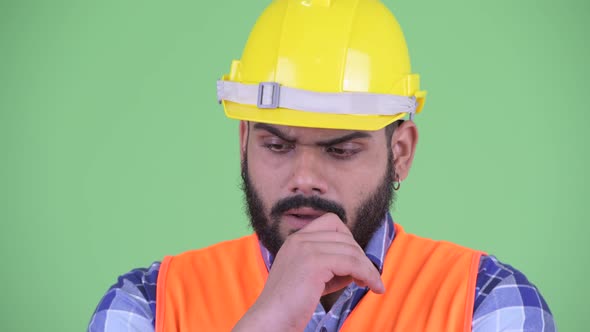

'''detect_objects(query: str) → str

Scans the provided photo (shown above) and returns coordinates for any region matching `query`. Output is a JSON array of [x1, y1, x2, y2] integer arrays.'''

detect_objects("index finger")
[[298, 213, 352, 235]]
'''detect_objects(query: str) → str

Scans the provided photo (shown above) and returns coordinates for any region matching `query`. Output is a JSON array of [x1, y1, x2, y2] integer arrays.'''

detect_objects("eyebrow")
[[252, 123, 371, 147], [253, 123, 296, 143]]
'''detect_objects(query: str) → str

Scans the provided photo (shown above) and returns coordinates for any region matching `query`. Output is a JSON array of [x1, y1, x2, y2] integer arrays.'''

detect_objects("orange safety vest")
[[156, 224, 483, 332]]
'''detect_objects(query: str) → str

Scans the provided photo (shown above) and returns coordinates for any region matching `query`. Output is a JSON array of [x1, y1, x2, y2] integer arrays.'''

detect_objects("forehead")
[[251, 122, 384, 143]]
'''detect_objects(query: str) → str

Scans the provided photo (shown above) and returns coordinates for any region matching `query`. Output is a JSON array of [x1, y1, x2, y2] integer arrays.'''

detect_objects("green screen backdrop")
[[1, 0, 588, 330]]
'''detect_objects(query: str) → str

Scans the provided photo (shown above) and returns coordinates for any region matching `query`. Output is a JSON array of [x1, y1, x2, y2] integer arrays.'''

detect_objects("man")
[[89, 0, 555, 331]]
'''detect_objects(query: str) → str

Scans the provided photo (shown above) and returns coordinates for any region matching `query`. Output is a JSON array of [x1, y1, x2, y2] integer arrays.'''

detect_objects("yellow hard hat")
[[217, 0, 426, 131]]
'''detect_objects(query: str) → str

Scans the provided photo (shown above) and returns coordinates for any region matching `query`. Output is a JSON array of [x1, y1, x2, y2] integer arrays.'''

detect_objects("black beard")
[[241, 151, 395, 257]]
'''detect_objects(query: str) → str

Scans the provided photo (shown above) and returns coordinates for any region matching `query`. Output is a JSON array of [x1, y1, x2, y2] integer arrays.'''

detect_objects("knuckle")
[[299, 240, 315, 253], [346, 243, 362, 254], [366, 264, 379, 281], [345, 255, 359, 266], [302, 252, 321, 269], [285, 232, 304, 247]]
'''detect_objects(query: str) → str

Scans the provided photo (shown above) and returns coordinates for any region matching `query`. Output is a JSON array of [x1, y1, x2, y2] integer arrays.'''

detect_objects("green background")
[[1, 0, 588, 330]]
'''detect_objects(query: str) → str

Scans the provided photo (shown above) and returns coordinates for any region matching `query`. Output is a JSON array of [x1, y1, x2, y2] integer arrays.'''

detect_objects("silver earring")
[[393, 173, 401, 191]]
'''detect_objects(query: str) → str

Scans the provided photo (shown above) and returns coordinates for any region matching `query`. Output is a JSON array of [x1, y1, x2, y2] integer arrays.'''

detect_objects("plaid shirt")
[[88, 215, 556, 331]]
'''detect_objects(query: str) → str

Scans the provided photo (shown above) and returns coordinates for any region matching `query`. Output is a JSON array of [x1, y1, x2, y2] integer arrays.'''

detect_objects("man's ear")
[[390, 120, 419, 181], [239, 121, 248, 162]]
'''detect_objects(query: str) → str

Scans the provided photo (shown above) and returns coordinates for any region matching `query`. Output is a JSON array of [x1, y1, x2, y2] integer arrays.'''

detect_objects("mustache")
[[270, 195, 347, 223]]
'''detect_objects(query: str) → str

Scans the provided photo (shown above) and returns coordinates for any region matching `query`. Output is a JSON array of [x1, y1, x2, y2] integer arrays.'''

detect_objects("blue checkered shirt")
[[88, 215, 556, 331]]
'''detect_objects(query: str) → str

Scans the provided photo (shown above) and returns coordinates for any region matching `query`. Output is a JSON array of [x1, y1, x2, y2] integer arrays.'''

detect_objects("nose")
[[287, 147, 328, 196]]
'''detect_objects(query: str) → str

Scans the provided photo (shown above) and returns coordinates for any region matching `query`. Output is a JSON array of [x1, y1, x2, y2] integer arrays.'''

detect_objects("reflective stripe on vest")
[[156, 224, 483, 332]]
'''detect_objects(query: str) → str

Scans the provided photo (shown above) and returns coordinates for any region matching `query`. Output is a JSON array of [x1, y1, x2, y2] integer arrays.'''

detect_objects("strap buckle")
[[257, 82, 280, 109]]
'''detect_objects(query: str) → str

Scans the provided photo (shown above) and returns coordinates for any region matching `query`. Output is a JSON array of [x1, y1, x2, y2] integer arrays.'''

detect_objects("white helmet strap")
[[217, 80, 417, 120]]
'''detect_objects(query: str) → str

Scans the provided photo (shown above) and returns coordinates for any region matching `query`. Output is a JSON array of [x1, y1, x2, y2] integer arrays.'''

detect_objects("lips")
[[283, 208, 326, 229], [285, 207, 325, 220]]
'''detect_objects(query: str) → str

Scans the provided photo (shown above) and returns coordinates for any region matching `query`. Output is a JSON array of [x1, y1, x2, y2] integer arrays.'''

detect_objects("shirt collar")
[[259, 213, 396, 274]]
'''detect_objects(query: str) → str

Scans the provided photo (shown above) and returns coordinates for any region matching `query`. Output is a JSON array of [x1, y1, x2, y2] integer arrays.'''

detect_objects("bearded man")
[[89, 0, 555, 331]]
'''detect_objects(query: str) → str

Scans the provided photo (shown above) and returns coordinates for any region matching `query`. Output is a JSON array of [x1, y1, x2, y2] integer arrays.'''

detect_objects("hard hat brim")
[[223, 101, 406, 131]]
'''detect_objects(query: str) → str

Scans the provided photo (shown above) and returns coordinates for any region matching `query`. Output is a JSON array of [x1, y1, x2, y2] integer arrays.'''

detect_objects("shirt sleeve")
[[88, 262, 160, 332], [472, 255, 556, 332]]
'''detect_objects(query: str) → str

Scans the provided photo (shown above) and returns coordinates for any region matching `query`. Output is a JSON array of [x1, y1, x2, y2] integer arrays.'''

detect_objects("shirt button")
[[320, 327, 327, 332]]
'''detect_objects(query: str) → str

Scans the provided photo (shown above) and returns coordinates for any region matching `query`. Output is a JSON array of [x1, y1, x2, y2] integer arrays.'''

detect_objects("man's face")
[[241, 122, 395, 256]]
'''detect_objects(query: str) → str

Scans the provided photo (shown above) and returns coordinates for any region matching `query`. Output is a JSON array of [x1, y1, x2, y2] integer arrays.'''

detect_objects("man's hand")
[[233, 213, 385, 332]]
